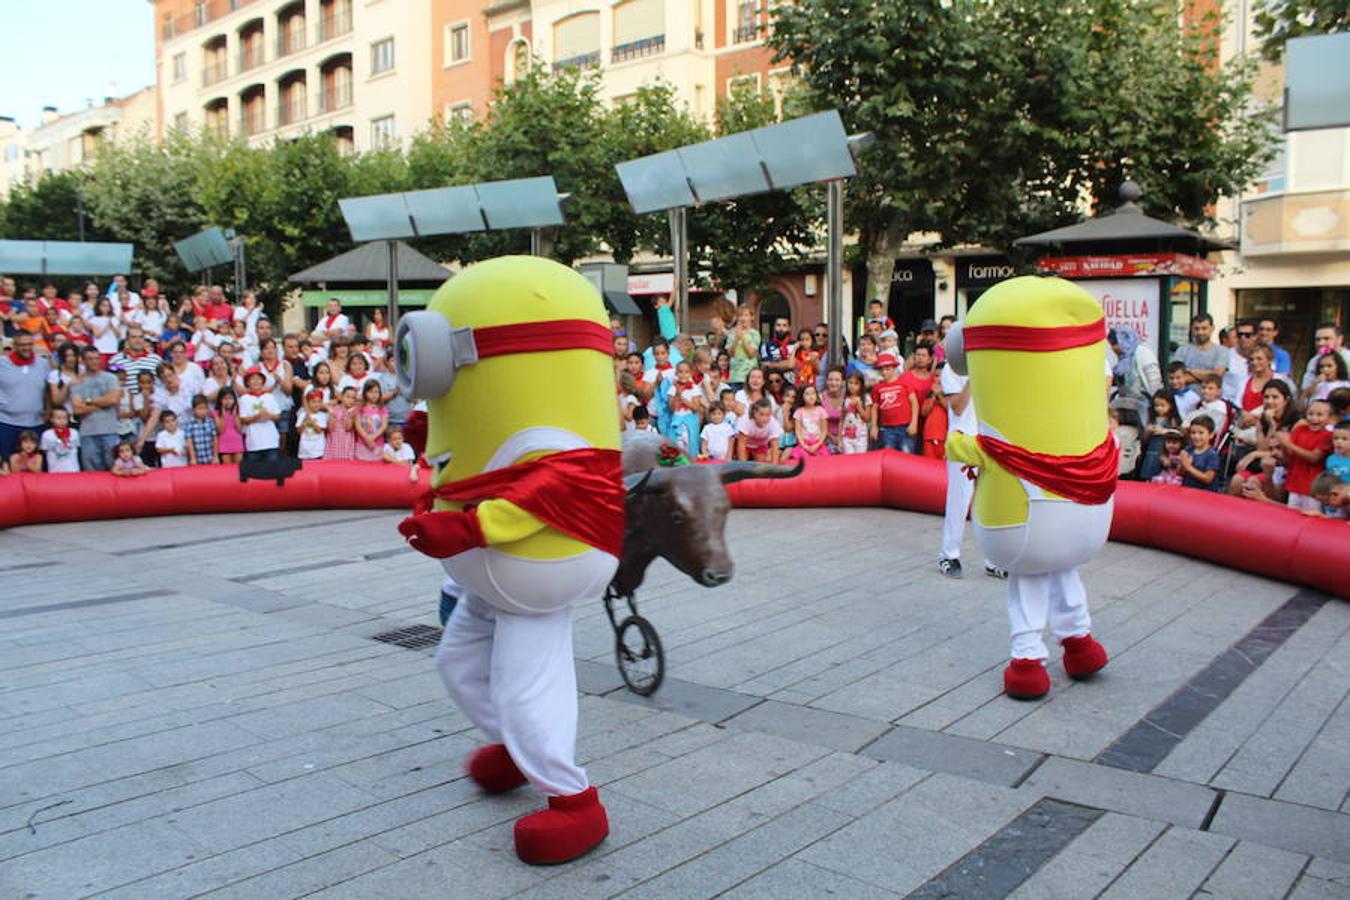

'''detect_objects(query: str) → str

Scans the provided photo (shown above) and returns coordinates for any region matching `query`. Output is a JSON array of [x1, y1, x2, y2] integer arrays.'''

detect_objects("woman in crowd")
[[257, 338, 294, 449], [234, 290, 263, 337], [64, 314, 93, 347], [1228, 380, 1299, 501], [727, 305, 761, 390], [733, 367, 775, 419], [164, 341, 205, 397], [47, 343, 83, 418], [1109, 327, 1162, 427], [201, 354, 234, 403], [366, 308, 391, 360], [134, 293, 167, 343]]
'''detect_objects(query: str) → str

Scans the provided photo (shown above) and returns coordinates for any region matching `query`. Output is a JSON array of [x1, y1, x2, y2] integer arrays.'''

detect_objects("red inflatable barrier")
[[0, 452, 1343, 599]]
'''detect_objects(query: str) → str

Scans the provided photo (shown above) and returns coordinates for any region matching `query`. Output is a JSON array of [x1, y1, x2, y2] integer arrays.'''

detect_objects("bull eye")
[[670, 509, 686, 525]]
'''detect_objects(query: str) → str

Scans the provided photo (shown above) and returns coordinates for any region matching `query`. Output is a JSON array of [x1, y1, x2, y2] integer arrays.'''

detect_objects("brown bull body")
[[615, 433, 802, 597]]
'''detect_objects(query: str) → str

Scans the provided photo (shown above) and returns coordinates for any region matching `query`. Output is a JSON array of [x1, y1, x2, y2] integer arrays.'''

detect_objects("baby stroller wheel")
[[615, 615, 664, 696]]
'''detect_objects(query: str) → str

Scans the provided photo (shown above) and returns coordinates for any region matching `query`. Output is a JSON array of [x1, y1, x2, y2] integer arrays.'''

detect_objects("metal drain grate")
[[370, 624, 443, 650]]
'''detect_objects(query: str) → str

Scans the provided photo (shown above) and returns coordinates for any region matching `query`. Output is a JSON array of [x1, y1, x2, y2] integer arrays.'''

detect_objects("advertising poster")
[[1077, 279, 1159, 345]]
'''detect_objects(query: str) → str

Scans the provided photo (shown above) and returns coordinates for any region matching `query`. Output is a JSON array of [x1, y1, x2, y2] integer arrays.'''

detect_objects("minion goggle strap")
[[396, 311, 613, 399], [944, 319, 1105, 376]]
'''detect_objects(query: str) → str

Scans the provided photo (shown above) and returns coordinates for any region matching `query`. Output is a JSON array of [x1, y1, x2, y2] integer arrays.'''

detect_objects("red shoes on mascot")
[[465, 744, 610, 864], [1004, 634, 1109, 700]]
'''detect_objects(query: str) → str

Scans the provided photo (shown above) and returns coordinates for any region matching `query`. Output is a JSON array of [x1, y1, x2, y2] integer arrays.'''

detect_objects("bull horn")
[[717, 459, 805, 485], [624, 469, 660, 495]]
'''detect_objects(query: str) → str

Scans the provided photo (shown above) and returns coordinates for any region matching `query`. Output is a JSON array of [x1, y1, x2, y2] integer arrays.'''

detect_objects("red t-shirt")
[[206, 302, 234, 324], [871, 377, 915, 426], [1285, 423, 1333, 495], [900, 370, 935, 407]]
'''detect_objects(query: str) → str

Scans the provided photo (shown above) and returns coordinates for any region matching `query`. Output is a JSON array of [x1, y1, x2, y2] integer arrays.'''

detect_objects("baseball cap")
[[876, 351, 901, 368], [919, 319, 938, 332]]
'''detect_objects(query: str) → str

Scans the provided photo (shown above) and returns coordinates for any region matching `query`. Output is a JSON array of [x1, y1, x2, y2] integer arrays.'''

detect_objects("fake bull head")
[[612, 446, 802, 597]]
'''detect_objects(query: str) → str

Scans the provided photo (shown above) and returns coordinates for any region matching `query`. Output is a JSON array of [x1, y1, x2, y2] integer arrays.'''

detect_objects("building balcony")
[[238, 46, 266, 73], [552, 51, 601, 73], [733, 24, 760, 44], [277, 96, 307, 126], [202, 60, 230, 87], [276, 30, 307, 58], [165, 0, 259, 40], [318, 11, 353, 43], [612, 34, 665, 64], [318, 85, 353, 114], [1241, 188, 1350, 257]]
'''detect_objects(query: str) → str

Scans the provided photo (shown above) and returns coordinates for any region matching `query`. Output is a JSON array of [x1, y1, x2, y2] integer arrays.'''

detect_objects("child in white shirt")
[[1182, 375, 1230, 435], [154, 411, 188, 468], [294, 390, 329, 460], [699, 403, 736, 461], [238, 369, 281, 455], [382, 426, 419, 483], [39, 408, 81, 473]]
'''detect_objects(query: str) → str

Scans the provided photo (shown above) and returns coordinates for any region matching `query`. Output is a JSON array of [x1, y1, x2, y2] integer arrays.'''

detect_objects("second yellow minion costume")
[[944, 276, 1116, 699], [396, 256, 621, 864]]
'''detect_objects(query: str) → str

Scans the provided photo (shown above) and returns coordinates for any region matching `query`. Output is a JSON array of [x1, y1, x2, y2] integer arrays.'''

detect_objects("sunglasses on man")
[[1237, 331, 1255, 339]]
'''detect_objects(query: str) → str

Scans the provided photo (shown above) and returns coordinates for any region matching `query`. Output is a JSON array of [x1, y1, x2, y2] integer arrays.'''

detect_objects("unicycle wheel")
[[615, 615, 664, 696]]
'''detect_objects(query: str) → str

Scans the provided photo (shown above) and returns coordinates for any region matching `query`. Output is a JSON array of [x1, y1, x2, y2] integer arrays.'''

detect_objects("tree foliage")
[[0, 170, 114, 244], [767, 0, 1276, 301], [1254, 0, 1350, 61]]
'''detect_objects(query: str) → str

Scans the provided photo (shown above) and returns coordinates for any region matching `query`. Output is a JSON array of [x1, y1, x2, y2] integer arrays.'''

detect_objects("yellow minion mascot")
[[944, 276, 1115, 700], [396, 256, 621, 864]]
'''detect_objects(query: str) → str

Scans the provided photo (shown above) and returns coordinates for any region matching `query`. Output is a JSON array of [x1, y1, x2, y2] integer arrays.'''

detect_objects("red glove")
[[398, 507, 486, 558], [403, 411, 428, 458]]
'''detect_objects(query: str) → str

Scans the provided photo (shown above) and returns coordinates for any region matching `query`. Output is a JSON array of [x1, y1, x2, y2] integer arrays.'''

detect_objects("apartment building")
[[153, 0, 432, 153], [430, 0, 794, 123], [1208, 8, 1350, 366], [0, 118, 25, 197]]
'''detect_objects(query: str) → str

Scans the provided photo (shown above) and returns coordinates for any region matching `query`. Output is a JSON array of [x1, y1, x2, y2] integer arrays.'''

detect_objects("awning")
[[1015, 182, 1233, 254]]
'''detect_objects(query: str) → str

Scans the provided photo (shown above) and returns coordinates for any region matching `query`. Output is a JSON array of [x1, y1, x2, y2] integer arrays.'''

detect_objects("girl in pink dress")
[[354, 380, 388, 461], [324, 386, 359, 460], [820, 367, 846, 451], [213, 389, 245, 463], [791, 384, 832, 458]]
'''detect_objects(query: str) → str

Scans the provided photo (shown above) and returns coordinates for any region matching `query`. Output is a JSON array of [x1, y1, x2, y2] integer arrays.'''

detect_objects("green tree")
[[1254, 0, 1350, 61], [0, 171, 112, 243], [767, 0, 1275, 307]]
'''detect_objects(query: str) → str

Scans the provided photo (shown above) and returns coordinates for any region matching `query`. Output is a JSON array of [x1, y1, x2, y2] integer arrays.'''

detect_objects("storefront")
[[954, 255, 1017, 316], [1235, 286, 1350, 378], [885, 257, 937, 335]]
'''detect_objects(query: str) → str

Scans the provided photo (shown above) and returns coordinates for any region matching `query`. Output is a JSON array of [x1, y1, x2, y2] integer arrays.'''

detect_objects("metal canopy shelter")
[[173, 227, 247, 291], [0, 240, 134, 276], [337, 175, 568, 332], [615, 110, 870, 360], [1283, 32, 1350, 132], [1014, 185, 1233, 255], [290, 240, 449, 284]]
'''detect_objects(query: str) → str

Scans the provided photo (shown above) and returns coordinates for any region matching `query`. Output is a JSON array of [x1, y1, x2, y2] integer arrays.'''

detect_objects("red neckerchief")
[[324, 313, 339, 329], [6, 351, 34, 366], [402, 447, 623, 558], [262, 358, 281, 374], [693, 371, 705, 385], [654, 362, 673, 373], [770, 335, 793, 358], [974, 433, 1118, 505], [70, 332, 91, 344], [126, 348, 150, 359], [246, 387, 267, 397], [52, 426, 72, 446]]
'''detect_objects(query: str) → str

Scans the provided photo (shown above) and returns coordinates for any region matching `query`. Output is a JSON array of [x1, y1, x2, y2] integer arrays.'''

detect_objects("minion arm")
[[475, 498, 550, 545], [945, 431, 988, 468]]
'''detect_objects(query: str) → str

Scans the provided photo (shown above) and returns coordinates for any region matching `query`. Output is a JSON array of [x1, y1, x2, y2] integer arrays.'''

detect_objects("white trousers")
[[941, 461, 992, 567], [1006, 569, 1092, 660], [435, 594, 589, 797]]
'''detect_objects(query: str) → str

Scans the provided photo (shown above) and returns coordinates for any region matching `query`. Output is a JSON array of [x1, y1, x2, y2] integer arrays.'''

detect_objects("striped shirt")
[[109, 350, 163, 395]]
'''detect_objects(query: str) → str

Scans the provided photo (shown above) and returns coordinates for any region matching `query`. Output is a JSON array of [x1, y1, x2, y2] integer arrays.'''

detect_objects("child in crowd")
[[1279, 398, 1334, 511], [777, 385, 799, 456], [631, 406, 653, 431], [9, 431, 43, 474], [214, 389, 245, 464], [1149, 429, 1186, 486], [840, 371, 871, 454], [1139, 390, 1180, 480], [154, 411, 188, 468], [185, 394, 219, 465], [1167, 361, 1200, 418], [339, 353, 375, 397], [238, 369, 282, 460], [617, 371, 640, 430], [698, 403, 736, 461], [324, 386, 359, 460], [870, 351, 918, 453], [39, 409, 80, 473], [665, 360, 703, 455], [111, 441, 149, 477], [792, 384, 831, 458], [1308, 472, 1347, 519], [1327, 420, 1350, 482], [295, 390, 330, 460], [718, 387, 738, 427], [1183, 374, 1230, 435], [310, 361, 336, 408], [793, 329, 819, 389], [383, 426, 420, 483], [735, 398, 783, 463], [354, 379, 388, 461], [1179, 416, 1221, 491]]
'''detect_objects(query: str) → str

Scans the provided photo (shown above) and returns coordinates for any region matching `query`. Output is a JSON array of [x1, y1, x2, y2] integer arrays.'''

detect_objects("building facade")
[[1206, 7, 1350, 375], [153, 0, 432, 153]]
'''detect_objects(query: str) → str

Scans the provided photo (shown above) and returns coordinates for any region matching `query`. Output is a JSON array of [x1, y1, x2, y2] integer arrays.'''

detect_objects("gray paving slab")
[[861, 723, 1044, 786], [1196, 840, 1309, 900], [1020, 756, 1217, 829], [723, 699, 891, 753], [1097, 825, 1233, 899], [1007, 812, 1167, 900], [718, 857, 900, 899], [1209, 791, 1350, 864]]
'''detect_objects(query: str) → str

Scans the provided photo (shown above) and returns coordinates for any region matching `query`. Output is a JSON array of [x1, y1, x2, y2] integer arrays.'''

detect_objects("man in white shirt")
[[938, 360, 1005, 580], [312, 298, 353, 344]]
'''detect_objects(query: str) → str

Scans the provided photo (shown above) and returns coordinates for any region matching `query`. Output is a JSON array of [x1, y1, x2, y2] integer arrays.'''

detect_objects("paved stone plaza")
[[1, 507, 1347, 899]]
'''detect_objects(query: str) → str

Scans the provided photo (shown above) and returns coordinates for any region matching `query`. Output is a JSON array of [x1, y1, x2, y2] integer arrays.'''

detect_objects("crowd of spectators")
[[0, 277, 416, 481], [618, 297, 1349, 520]]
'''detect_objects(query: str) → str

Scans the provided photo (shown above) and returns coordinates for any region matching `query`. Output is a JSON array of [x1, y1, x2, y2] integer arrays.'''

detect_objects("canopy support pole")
[[826, 179, 845, 366], [668, 207, 689, 332], [386, 239, 400, 334]]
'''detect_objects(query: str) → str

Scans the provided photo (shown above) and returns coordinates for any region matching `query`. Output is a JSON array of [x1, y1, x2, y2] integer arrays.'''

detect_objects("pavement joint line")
[[0, 589, 171, 620], [120, 512, 390, 555], [362, 546, 414, 561], [1095, 588, 1329, 774], [903, 797, 1106, 900], [232, 558, 360, 584], [0, 560, 58, 573]]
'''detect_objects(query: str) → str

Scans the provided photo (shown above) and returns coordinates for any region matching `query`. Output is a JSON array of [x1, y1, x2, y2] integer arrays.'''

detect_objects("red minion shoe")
[[466, 744, 527, 794], [514, 786, 609, 865], [1061, 634, 1108, 679], [1004, 658, 1050, 700]]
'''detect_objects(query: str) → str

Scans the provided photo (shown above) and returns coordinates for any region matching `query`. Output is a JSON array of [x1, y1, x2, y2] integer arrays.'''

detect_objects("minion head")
[[396, 255, 619, 484], [945, 275, 1107, 455]]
